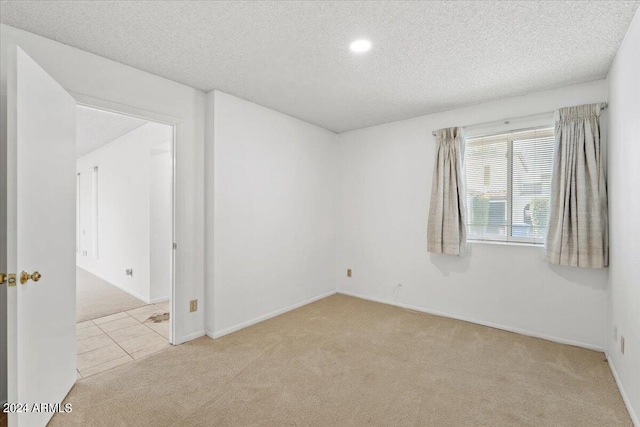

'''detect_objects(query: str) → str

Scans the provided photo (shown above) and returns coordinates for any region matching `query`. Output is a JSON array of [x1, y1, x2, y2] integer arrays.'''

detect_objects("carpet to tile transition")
[[52, 294, 632, 426]]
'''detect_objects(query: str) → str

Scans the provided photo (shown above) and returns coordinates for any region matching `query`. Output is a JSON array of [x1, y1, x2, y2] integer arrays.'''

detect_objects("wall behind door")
[[76, 122, 172, 303], [150, 145, 172, 302]]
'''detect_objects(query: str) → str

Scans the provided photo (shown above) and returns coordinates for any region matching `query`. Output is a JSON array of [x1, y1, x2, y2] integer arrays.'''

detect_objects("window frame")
[[464, 125, 554, 246]]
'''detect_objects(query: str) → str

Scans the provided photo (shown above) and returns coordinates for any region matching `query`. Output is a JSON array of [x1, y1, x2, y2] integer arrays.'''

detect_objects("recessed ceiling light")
[[349, 39, 372, 53]]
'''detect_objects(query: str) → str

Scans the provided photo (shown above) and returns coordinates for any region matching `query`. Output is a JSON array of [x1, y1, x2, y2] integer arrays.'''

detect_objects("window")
[[465, 126, 554, 244]]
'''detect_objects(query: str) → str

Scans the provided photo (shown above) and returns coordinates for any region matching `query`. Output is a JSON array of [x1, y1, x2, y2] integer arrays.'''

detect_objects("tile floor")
[[76, 301, 170, 378]]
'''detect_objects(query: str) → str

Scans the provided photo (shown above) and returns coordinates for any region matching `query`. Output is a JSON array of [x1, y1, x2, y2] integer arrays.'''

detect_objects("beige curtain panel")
[[545, 103, 608, 268], [427, 127, 467, 256]]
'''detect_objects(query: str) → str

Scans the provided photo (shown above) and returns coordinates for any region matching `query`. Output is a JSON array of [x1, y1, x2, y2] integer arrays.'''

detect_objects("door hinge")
[[173, 243, 177, 250]]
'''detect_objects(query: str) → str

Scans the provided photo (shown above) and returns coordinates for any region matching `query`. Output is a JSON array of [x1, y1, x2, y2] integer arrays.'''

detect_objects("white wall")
[[0, 64, 6, 403], [606, 8, 640, 424], [76, 122, 172, 304], [150, 148, 173, 303], [206, 90, 337, 337], [0, 24, 206, 350], [336, 80, 610, 350]]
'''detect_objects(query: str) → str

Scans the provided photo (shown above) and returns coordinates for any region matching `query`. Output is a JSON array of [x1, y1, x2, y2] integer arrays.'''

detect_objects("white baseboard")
[[107, 281, 150, 304], [209, 290, 337, 339], [606, 353, 639, 426], [173, 330, 205, 345], [337, 290, 604, 352], [149, 296, 170, 304]]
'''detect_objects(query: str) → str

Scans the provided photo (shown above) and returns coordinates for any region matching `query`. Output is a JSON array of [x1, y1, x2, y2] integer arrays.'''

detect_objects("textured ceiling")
[[2, 1, 638, 133], [76, 106, 147, 157]]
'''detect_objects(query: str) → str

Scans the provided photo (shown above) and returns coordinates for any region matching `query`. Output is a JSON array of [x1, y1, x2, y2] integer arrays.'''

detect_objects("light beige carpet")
[[52, 294, 631, 426], [76, 267, 147, 323]]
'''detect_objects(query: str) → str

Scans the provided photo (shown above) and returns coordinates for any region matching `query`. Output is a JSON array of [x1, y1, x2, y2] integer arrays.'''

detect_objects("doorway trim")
[[71, 91, 181, 345]]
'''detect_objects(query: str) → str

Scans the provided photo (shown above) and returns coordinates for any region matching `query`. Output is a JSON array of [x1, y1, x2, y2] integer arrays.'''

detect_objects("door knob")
[[20, 271, 42, 285], [0, 273, 6, 285]]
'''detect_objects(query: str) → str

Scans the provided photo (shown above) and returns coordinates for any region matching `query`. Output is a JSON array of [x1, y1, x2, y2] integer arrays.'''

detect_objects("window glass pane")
[[465, 136, 508, 240], [511, 129, 554, 243]]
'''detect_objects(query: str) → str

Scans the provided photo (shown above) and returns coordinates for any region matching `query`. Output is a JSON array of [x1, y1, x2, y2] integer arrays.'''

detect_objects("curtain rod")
[[431, 102, 608, 136]]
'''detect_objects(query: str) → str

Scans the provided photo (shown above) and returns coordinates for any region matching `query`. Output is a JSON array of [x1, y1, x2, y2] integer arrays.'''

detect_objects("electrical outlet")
[[125, 269, 133, 276], [190, 299, 198, 312], [621, 336, 625, 355], [347, 269, 352, 278]]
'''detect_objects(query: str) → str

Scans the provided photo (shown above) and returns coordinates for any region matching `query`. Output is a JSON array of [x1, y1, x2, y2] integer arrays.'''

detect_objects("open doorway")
[[74, 105, 174, 378]]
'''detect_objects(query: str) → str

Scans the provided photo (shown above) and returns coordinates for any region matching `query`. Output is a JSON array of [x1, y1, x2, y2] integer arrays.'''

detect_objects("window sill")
[[468, 239, 544, 248]]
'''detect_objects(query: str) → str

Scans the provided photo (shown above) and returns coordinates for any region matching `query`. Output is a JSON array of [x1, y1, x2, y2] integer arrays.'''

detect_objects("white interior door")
[[5, 45, 77, 427]]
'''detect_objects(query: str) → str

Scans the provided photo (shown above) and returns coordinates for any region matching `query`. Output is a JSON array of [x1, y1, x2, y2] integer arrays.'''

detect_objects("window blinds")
[[465, 127, 554, 244]]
